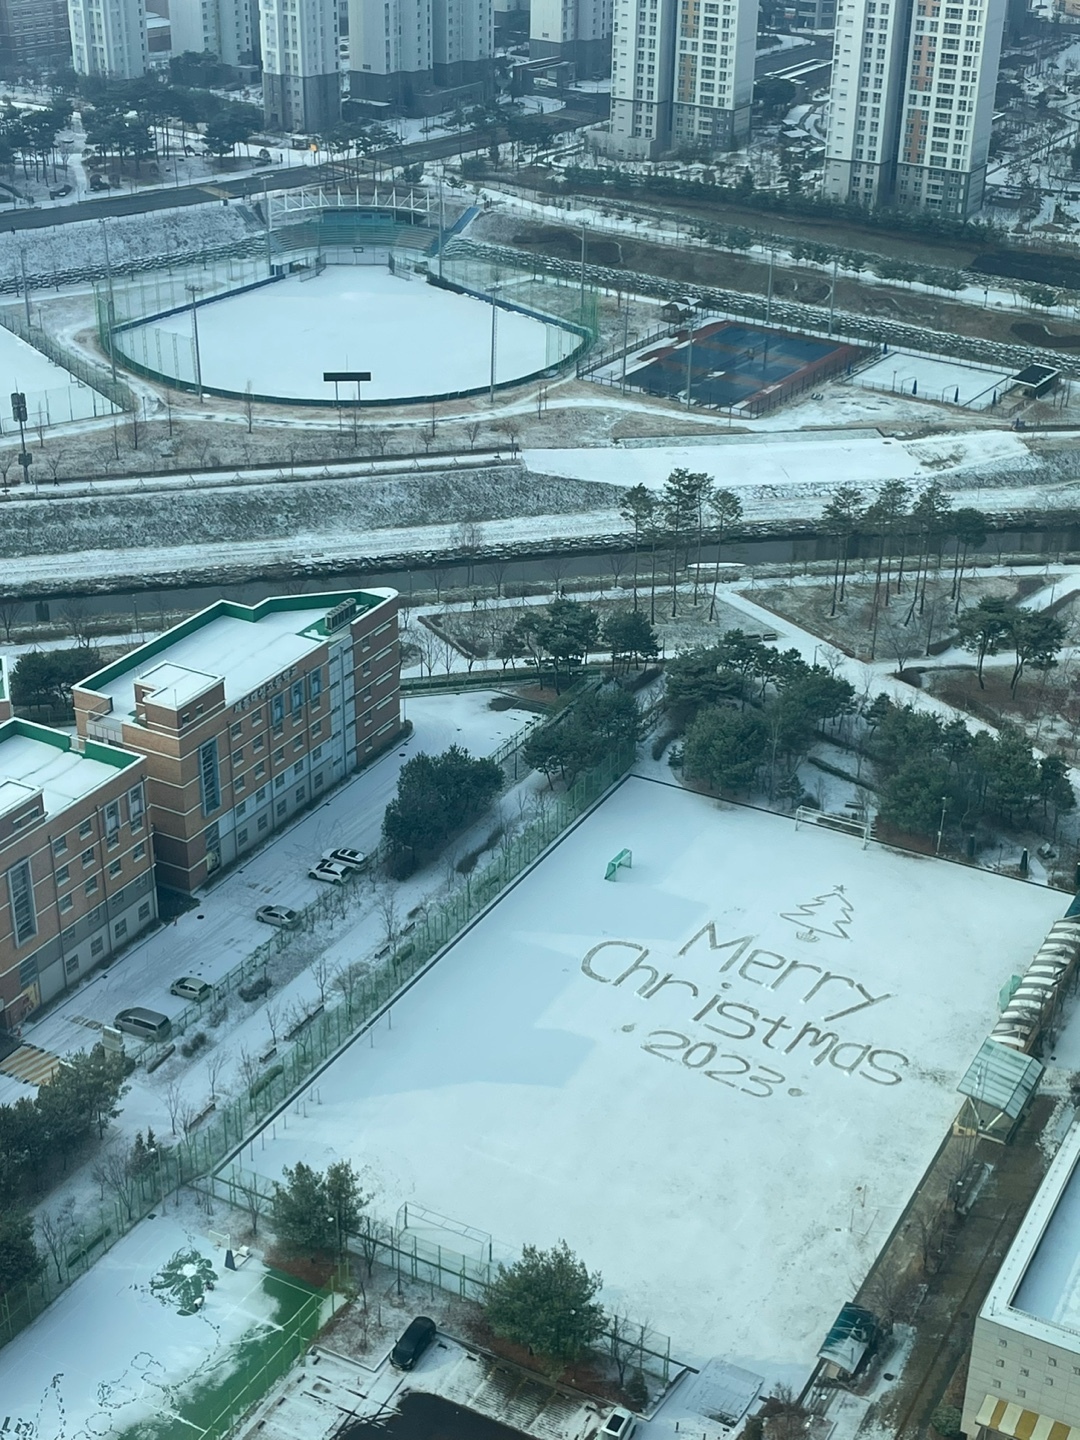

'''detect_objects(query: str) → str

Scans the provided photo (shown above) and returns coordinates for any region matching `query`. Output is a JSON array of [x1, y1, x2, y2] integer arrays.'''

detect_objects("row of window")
[[6, 834, 150, 946], [51, 785, 145, 860]]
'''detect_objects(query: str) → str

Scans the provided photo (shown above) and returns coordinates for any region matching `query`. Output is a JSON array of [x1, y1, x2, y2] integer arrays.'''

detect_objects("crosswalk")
[[0, 1043, 63, 1086]]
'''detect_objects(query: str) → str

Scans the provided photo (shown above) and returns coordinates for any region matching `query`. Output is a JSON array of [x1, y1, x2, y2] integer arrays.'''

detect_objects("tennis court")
[[626, 320, 866, 414]]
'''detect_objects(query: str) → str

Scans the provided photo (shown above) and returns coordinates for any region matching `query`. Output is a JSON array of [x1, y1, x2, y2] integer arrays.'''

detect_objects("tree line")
[[382, 745, 503, 877]]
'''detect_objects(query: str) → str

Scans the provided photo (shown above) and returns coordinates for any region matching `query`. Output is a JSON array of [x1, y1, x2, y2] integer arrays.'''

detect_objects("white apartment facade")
[[963, 1121, 1080, 1439], [261, 0, 339, 134], [606, 0, 753, 159], [529, 0, 613, 75], [823, 0, 1006, 217], [169, 0, 254, 68], [68, 0, 147, 77], [349, 0, 493, 111]]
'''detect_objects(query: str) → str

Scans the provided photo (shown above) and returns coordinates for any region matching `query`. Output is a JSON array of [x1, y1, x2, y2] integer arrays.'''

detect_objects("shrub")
[[180, 1031, 208, 1058], [931, 1404, 963, 1440], [239, 974, 272, 1002]]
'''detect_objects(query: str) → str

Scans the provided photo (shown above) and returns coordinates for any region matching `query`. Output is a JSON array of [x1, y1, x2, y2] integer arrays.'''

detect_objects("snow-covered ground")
[[0, 323, 116, 433], [119, 266, 577, 402], [225, 775, 1065, 1385], [851, 352, 1018, 411], [0, 1212, 321, 1439], [525, 428, 1034, 493]]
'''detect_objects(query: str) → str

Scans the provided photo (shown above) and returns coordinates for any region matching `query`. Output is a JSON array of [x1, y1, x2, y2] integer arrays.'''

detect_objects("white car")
[[256, 904, 300, 929], [309, 859, 351, 885], [598, 1411, 636, 1440], [321, 847, 368, 871]]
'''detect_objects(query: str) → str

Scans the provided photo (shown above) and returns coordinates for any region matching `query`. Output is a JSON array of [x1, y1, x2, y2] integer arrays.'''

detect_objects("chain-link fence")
[[0, 734, 634, 1354], [212, 1164, 678, 1388]]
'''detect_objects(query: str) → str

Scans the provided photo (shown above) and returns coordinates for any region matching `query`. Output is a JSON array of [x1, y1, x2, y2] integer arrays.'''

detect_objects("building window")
[[114, 919, 127, 940], [314, 773, 324, 790], [292, 737, 303, 753], [134, 842, 146, 860], [56, 864, 70, 884], [105, 801, 120, 846], [79, 818, 93, 839], [232, 749, 244, 765], [231, 722, 242, 738], [274, 773, 285, 790], [65, 953, 80, 975], [82, 848, 94, 868], [53, 836, 68, 857], [271, 694, 284, 727], [109, 859, 122, 878], [295, 786, 305, 803], [129, 785, 144, 829], [276, 800, 286, 816], [291, 680, 304, 716], [59, 893, 74, 914], [138, 901, 151, 921], [273, 748, 284, 764], [91, 936, 104, 957], [253, 734, 264, 752], [85, 876, 98, 896], [258, 814, 269, 831], [199, 737, 221, 815], [310, 669, 322, 705]]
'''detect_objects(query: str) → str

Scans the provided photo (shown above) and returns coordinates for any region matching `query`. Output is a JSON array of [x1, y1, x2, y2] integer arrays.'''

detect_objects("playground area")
[[220, 775, 1063, 1385], [607, 321, 867, 415]]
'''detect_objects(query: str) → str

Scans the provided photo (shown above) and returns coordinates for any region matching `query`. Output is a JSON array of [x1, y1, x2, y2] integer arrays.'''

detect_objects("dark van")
[[390, 1316, 437, 1370]]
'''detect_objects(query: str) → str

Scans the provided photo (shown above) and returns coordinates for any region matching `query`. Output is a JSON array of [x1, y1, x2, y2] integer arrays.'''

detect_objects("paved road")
[[0, 108, 597, 234]]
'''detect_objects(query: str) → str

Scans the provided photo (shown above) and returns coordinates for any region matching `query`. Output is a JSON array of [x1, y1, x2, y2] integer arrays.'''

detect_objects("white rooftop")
[[0, 730, 130, 818], [92, 597, 391, 721], [983, 1120, 1080, 1344]]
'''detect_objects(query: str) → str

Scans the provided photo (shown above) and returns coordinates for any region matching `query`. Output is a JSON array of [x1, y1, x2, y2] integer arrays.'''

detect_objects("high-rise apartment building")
[[68, 0, 147, 77], [0, 0, 70, 76], [529, 0, 613, 75], [170, 0, 255, 69], [349, 0, 493, 112], [605, 0, 755, 160], [823, 0, 1005, 218], [261, 0, 339, 133]]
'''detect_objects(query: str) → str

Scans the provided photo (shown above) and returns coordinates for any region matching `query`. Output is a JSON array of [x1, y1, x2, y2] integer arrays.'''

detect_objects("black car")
[[390, 1315, 437, 1370]]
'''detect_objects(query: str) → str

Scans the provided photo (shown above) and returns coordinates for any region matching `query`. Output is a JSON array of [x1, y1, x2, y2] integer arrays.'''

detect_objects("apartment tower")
[[170, 0, 255, 69], [67, 0, 146, 77], [261, 0, 339, 134], [349, 0, 493, 111], [607, 0, 755, 159], [529, 0, 613, 75], [824, 0, 1005, 217]]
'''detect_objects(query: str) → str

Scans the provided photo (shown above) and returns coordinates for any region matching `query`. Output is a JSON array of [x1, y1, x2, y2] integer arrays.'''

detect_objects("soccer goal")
[[605, 848, 632, 881], [794, 807, 873, 849], [207, 1229, 231, 1252]]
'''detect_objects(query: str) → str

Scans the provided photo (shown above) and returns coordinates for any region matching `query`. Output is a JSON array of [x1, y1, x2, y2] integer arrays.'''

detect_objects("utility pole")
[[684, 308, 695, 410], [489, 287, 499, 404], [100, 219, 117, 384], [11, 390, 31, 488], [438, 172, 445, 281], [186, 285, 203, 402], [19, 249, 30, 328], [765, 248, 774, 328], [828, 258, 838, 336], [579, 221, 587, 323]]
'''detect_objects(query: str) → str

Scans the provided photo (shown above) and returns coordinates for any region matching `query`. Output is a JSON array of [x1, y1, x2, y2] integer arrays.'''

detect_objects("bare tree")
[[0, 597, 24, 642], [311, 952, 333, 1006], [413, 626, 439, 678], [44, 449, 65, 485], [243, 382, 255, 434], [465, 419, 482, 450], [237, 1047, 261, 1100], [264, 1001, 282, 1047], [94, 1143, 139, 1221], [374, 884, 401, 952], [179, 1096, 203, 1134], [233, 1170, 266, 1237], [61, 597, 96, 648], [38, 1198, 78, 1283], [333, 960, 366, 1021], [883, 614, 916, 675], [487, 558, 510, 597], [205, 1051, 227, 1101], [163, 1078, 185, 1136]]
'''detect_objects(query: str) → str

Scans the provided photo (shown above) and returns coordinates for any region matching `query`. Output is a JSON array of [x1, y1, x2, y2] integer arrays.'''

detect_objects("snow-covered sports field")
[[233, 776, 1064, 1384], [0, 324, 116, 430], [119, 266, 576, 402]]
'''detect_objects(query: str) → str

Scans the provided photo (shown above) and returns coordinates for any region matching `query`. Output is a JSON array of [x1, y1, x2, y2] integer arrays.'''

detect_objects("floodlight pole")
[[489, 287, 499, 404], [684, 314, 694, 410], [19, 249, 30, 328], [765, 248, 774, 327], [935, 795, 948, 855], [100, 219, 117, 384], [438, 172, 445, 281], [579, 221, 586, 322], [186, 285, 204, 402]]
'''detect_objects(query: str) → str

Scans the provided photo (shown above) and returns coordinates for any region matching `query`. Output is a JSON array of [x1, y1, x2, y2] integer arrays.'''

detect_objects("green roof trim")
[[0, 717, 73, 751], [78, 590, 387, 693], [83, 739, 140, 770]]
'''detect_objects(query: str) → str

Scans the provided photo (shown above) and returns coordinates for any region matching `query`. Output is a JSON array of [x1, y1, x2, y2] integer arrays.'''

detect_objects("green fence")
[[0, 737, 634, 1355]]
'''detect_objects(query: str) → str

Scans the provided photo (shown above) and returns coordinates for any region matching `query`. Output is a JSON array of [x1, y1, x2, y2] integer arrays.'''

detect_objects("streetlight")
[[323, 370, 371, 447], [489, 284, 501, 404], [935, 795, 948, 855], [186, 284, 204, 403]]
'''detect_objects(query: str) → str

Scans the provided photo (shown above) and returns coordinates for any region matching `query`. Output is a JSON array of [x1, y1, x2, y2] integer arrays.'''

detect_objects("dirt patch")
[[1010, 321, 1080, 349], [511, 225, 625, 268], [263, 1245, 337, 1289], [971, 247, 1080, 289]]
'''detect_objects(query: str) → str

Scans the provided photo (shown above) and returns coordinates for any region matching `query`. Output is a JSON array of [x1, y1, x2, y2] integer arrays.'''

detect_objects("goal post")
[[794, 808, 873, 849], [605, 848, 632, 881]]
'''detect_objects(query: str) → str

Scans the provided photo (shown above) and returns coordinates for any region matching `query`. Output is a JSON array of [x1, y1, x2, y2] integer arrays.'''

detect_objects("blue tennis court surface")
[[626, 320, 866, 413]]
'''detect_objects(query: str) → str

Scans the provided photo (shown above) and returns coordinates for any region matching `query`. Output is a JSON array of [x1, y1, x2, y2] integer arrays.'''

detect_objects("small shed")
[[1011, 363, 1059, 399], [956, 1038, 1043, 1143], [817, 1303, 883, 1384]]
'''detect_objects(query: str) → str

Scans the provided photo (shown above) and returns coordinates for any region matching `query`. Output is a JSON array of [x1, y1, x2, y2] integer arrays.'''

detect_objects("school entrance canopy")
[[956, 1039, 1043, 1143]]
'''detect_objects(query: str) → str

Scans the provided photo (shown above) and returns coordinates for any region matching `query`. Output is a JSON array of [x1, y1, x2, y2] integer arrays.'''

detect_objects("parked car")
[[309, 859, 350, 885], [390, 1316, 437, 1371], [169, 976, 212, 1003], [598, 1411, 637, 1440], [256, 904, 300, 929], [257, 147, 272, 161], [89, 173, 108, 190], [321, 847, 367, 871], [114, 1007, 172, 1041], [48, 184, 72, 199]]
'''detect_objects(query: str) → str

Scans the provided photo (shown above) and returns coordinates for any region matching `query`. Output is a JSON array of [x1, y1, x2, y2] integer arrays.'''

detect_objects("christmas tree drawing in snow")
[[779, 886, 853, 942]]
